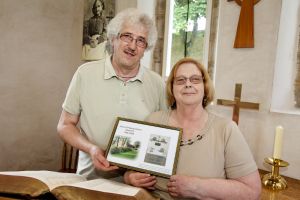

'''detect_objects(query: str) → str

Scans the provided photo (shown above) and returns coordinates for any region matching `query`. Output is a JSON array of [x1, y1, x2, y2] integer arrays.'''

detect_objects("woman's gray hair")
[[106, 8, 157, 53]]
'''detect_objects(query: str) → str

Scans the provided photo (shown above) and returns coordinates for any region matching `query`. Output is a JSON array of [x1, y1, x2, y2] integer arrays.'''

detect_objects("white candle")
[[273, 126, 283, 159]]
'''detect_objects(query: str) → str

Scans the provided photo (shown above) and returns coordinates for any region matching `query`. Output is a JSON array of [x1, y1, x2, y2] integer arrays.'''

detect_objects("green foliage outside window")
[[171, 0, 207, 67]]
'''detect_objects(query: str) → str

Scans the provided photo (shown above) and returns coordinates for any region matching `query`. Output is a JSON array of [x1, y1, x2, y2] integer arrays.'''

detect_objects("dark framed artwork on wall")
[[82, 0, 115, 61]]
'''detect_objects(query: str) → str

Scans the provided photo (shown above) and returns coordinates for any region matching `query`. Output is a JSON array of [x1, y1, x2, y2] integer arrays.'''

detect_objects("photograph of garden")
[[109, 136, 141, 160]]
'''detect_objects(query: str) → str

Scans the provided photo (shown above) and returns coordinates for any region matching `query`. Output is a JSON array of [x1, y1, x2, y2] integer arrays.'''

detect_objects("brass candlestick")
[[262, 157, 289, 190]]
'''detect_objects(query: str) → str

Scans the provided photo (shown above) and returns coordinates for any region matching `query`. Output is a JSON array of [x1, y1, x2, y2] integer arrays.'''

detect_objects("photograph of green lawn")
[[109, 136, 141, 160]]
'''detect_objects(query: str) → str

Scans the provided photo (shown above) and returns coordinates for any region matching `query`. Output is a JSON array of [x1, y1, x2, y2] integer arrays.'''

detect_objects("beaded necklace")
[[172, 110, 207, 146], [180, 133, 205, 146]]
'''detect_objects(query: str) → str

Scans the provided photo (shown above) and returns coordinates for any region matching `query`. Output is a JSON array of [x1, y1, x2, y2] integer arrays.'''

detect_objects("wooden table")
[[1, 170, 299, 200], [260, 170, 300, 200]]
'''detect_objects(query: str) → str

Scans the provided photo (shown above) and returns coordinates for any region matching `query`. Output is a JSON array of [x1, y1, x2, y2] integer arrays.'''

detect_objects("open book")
[[0, 171, 157, 200]]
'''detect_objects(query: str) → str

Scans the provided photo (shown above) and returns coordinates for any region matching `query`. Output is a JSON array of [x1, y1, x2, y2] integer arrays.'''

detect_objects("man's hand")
[[89, 146, 119, 171], [124, 170, 156, 189]]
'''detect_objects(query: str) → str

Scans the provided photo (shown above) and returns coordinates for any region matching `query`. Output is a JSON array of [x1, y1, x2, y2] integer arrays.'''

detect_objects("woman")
[[88, 0, 106, 39], [83, 0, 106, 45], [124, 58, 261, 200]]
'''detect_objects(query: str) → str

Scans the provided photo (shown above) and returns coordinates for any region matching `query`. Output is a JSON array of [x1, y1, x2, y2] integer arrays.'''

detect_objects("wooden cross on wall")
[[217, 83, 259, 124], [228, 0, 261, 48]]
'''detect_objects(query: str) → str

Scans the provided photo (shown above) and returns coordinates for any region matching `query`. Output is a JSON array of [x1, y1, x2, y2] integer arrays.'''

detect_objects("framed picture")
[[105, 117, 182, 178], [82, 0, 115, 61]]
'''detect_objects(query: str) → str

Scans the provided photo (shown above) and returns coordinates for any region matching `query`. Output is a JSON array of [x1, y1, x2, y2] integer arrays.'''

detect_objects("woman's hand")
[[124, 170, 157, 189], [167, 175, 198, 198]]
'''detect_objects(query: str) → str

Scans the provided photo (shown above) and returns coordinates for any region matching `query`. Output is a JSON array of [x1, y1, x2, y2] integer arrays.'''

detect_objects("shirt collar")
[[104, 55, 144, 82]]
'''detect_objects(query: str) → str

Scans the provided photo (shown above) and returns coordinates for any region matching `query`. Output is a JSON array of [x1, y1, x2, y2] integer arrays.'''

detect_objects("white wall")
[[115, 0, 137, 13], [213, 0, 300, 179], [137, 0, 156, 68], [0, 0, 84, 171]]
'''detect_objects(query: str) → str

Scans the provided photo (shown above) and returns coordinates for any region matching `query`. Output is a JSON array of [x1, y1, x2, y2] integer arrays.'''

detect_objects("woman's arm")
[[167, 170, 261, 200]]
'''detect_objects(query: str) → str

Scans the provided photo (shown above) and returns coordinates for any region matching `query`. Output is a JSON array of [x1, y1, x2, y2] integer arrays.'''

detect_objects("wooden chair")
[[59, 143, 79, 173]]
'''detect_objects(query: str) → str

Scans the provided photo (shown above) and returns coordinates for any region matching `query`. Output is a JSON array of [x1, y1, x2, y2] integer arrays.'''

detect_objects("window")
[[162, 0, 214, 78]]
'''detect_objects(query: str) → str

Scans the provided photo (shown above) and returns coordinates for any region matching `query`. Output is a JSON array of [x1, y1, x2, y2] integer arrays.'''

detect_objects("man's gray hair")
[[106, 8, 157, 53]]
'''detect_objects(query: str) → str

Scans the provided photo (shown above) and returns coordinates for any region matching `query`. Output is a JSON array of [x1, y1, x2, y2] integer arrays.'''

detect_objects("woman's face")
[[172, 62, 205, 108], [94, 0, 103, 16]]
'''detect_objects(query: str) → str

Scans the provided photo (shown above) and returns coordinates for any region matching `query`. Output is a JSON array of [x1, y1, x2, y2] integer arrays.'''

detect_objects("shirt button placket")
[[120, 81, 128, 105]]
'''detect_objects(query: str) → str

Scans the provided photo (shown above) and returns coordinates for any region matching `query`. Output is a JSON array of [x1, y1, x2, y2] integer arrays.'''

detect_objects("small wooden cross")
[[217, 83, 259, 124], [228, 0, 261, 48]]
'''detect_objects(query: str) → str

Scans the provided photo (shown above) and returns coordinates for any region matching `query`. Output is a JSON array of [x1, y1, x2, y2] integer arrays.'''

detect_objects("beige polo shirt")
[[62, 55, 167, 179]]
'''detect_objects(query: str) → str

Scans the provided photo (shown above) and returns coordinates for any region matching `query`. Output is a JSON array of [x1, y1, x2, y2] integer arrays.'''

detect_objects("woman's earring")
[[203, 96, 208, 106]]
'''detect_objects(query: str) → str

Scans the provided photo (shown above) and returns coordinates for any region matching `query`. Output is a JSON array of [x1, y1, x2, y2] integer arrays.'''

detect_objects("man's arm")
[[57, 110, 118, 171]]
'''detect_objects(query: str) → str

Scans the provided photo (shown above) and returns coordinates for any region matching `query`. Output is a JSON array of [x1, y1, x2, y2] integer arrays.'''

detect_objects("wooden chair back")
[[59, 143, 79, 173]]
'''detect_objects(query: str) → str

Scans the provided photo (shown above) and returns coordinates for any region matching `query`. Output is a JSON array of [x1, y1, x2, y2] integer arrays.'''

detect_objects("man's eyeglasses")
[[119, 32, 148, 48], [173, 75, 204, 85]]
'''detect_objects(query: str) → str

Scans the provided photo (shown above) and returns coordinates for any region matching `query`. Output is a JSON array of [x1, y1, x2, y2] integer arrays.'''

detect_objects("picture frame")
[[82, 0, 115, 61], [105, 117, 182, 178]]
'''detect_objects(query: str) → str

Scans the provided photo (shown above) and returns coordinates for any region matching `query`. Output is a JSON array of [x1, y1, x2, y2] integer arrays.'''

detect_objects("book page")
[[67, 178, 140, 196], [0, 171, 86, 190]]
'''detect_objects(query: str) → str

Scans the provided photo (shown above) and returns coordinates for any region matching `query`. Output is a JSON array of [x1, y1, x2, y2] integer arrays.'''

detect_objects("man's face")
[[112, 23, 148, 70]]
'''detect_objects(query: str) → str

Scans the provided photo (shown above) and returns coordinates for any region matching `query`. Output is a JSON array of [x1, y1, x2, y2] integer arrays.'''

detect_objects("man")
[[57, 8, 167, 180]]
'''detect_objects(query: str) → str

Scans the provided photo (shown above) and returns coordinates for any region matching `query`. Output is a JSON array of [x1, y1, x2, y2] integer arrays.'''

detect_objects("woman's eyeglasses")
[[173, 75, 204, 85], [118, 32, 148, 48]]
